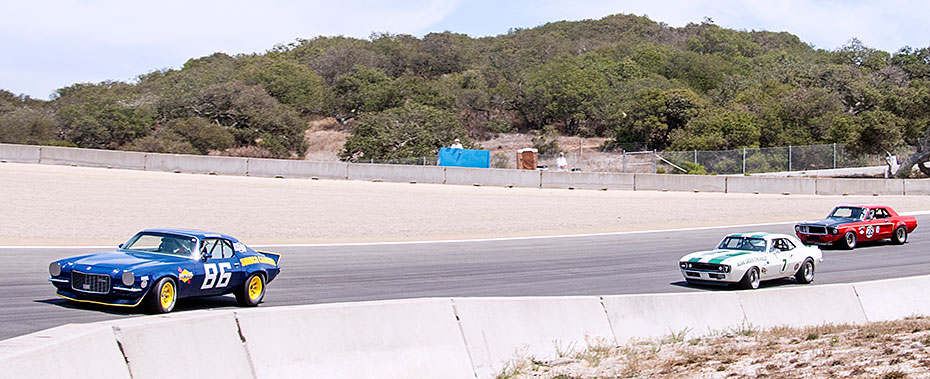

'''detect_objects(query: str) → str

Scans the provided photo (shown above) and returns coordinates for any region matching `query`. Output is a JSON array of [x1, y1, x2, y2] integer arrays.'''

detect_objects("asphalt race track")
[[2, 215, 928, 341]]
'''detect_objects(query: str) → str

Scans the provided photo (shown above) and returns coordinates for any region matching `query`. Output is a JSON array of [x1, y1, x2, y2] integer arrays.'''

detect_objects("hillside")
[[1, 13, 928, 175]]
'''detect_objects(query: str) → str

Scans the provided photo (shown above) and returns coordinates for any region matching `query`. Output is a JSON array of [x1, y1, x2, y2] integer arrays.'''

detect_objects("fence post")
[[653, 150, 657, 173], [833, 143, 837, 169], [788, 146, 793, 171], [742, 148, 746, 174], [622, 151, 627, 173], [694, 150, 697, 165]]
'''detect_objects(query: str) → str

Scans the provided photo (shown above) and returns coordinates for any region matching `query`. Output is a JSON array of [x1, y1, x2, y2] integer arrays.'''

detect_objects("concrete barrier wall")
[[0, 143, 40, 163], [113, 311, 255, 379], [40, 146, 147, 169], [853, 275, 930, 322], [145, 153, 248, 175], [815, 178, 906, 196], [602, 292, 745, 343], [634, 173, 727, 192], [726, 176, 817, 195], [737, 284, 868, 328], [445, 167, 541, 188], [347, 163, 445, 184], [247, 158, 348, 179], [7, 144, 929, 195], [453, 297, 615, 378], [0, 324, 130, 379], [541, 171, 634, 190], [4, 275, 930, 378], [237, 299, 474, 379], [905, 179, 930, 196]]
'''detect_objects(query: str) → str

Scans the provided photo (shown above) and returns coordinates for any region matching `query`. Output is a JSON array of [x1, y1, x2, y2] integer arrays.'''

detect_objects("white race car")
[[679, 232, 823, 289]]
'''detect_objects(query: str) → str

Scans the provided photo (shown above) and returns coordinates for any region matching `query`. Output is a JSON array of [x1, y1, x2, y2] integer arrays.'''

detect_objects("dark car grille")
[[799, 225, 827, 234], [686, 262, 724, 271], [71, 271, 111, 294]]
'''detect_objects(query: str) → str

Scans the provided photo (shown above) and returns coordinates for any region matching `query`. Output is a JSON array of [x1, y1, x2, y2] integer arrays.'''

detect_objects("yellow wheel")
[[236, 273, 265, 307], [146, 277, 177, 314]]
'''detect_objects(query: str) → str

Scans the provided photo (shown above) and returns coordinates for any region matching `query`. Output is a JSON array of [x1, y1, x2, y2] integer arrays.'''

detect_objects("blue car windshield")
[[717, 237, 767, 252], [123, 233, 197, 257], [829, 207, 865, 220]]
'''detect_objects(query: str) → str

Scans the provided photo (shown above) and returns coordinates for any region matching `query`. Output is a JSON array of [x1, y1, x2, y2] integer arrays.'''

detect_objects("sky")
[[2, 0, 929, 100]]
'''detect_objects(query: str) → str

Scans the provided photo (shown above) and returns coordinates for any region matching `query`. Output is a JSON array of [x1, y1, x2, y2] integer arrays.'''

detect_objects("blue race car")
[[48, 229, 281, 313]]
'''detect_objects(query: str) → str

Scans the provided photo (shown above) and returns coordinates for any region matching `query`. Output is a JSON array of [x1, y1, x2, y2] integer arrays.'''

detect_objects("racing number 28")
[[201, 263, 232, 289]]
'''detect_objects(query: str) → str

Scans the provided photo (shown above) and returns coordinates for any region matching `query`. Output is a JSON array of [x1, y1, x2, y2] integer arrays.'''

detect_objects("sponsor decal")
[[736, 256, 766, 266], [233, 242, 248, 253], [865, 225, 875, 238], [177, 267, 193, 284], [761, 267, 767, 274], [794, 263, 800, 270], [239, 256, 276, 266]]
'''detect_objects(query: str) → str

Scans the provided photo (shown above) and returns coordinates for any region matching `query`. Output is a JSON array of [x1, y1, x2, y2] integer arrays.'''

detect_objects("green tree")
[[239, 57, 328, 115], [341, 103, 465, 160], [53, 82, 155, 148]]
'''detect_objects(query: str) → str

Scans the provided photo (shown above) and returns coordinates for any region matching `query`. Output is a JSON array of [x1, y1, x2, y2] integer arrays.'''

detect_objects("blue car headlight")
[[49, 262, 61, 277], [121, 271, 134, 286]]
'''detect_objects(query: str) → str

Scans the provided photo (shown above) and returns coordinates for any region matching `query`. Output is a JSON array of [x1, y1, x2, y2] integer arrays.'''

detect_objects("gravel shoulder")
[[2, 162, 928, 246]]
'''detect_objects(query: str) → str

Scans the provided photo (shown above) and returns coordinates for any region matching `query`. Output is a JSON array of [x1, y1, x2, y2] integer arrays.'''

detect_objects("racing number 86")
[[201, 263, 232, 289]]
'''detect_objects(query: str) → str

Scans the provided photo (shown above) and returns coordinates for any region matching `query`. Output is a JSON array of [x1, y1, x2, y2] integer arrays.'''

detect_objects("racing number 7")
[[201, 262, 232, 289]]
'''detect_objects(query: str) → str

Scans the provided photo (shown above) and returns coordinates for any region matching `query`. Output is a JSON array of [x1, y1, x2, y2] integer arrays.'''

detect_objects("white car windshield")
[[717, 236, 767, 252], [829, 207, 865, 220]]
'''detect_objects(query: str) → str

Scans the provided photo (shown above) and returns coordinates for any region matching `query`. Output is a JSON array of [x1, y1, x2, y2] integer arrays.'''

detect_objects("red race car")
[[795, 205, 917, 249]]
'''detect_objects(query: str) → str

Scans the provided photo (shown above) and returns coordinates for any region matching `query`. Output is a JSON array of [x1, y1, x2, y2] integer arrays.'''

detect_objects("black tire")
[[739, 267, 761, 290], [838, 231, 857, 250], [145, 277, 177, 314], [236, 273, 265, 307], [892, 226, 908, 245], [794, 259, 815, 284]]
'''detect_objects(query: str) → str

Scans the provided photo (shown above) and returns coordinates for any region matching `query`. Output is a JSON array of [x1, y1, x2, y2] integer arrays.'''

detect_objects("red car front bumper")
[[797, 232, 842, 245]]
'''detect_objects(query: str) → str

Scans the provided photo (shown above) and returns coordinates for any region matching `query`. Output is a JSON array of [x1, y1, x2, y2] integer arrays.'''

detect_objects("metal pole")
[[694, 150, 697, 164], [833, 143, 837, 169], [622, 151, 627, 173], [741, 148, 746, 174], [788, 146, 793, 171], [653, 150, 657, 173]]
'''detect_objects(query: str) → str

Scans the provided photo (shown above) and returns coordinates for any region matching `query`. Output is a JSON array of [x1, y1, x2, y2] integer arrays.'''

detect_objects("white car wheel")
[[739, 268, 760, 290]]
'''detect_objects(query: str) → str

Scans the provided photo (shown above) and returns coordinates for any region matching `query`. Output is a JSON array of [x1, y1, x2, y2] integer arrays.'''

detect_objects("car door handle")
[[233, 263, 240, 267]]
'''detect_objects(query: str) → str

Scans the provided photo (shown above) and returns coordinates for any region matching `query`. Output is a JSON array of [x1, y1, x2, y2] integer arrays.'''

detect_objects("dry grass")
[[506, 317, 930, 378]]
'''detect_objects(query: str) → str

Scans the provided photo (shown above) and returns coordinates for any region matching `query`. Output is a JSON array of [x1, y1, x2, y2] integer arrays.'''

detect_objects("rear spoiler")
[[257, 250, 281, 265]]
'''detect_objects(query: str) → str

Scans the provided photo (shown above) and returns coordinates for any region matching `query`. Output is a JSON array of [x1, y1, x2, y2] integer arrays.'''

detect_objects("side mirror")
[[201, 252, 212, 262], [118, 243, 123, 249]]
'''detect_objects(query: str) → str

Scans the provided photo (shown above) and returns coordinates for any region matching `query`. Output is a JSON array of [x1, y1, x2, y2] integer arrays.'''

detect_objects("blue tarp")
[[437, 147, 490, 168]]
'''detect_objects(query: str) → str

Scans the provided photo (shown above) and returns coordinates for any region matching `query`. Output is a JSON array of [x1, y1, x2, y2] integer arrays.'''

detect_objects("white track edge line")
[[6, 210, 928, 249]]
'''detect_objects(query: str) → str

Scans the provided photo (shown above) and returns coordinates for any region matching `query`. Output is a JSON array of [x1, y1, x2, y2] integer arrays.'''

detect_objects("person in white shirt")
[[450, 138, 464, 149], [556, 152, 568, 171]]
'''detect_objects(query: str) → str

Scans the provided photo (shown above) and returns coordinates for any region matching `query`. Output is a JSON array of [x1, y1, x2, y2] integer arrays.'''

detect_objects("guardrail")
[[1, 143, 927, 196], [2, 275, 928, 378]]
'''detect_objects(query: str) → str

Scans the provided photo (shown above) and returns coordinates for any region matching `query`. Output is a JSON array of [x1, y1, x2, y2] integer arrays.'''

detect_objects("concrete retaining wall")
[[726, 176, 817, 195], [453, 297, 615, 378], [347, 163, 445, 184], [0, 324, 130, 379], [247, 158, 348, 179], [237, 299, 474, 379], [3, 275, 930, 378], [737, 284, 868, 328], [541, 171, 634, 190], [4, 144, 928, 196], [40, 146, 147, 169], [0, 143, 40, 163], [905, 179, 930, 196], [145, 153, 248, 175], [634, 173, 727, 192], [445, 167, 541, 187], [603, 292, 745, 343], [815, 178, 906, 196], [853, 275, 930, 322]]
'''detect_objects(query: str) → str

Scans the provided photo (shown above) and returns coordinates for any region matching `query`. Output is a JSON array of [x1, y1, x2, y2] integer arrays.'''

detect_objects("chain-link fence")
[[660, 143, 914, 175], [347, 143, 912, 175]]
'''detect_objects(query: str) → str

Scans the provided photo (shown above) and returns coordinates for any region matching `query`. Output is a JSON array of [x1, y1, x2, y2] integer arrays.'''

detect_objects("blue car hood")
[[799, 218, 859, 228], [69, 251, 192, 270]]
